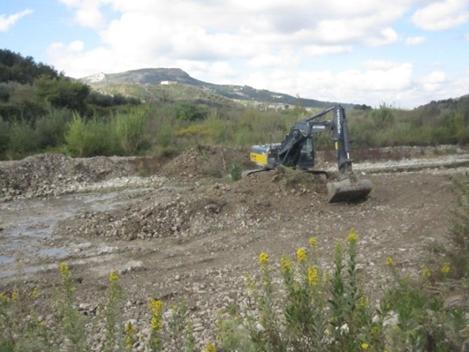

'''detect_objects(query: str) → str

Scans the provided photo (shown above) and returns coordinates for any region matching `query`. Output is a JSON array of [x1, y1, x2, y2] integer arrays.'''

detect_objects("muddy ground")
[[1, 146, 468, 349]]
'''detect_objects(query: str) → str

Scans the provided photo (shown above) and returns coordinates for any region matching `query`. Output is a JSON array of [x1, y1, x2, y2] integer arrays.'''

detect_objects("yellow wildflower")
[[258, 252, 269, 266], [31, 287, 39, 299], [124, 322, 136, 348], [58, 262, 70, 278], [151, 315, 162, 331], [308, 236, 318, 248], [109, 271, 120, 283], [11, 289, 18, 302], [203, 342, 217, 352], [441, 262, 450, 274], [280, 256, 292, 273], [385, 256, 394, 266], [149, 299, 163, 315], [296, 247, 307, 263], [0, 292, 9, 304], [307, 266, 319, 286], [149, 299, 163, 331], [347, 228, 358, 243], [361, 342, 369, 350], [421, 265, 432, 279], [358, 295, 368, 308]]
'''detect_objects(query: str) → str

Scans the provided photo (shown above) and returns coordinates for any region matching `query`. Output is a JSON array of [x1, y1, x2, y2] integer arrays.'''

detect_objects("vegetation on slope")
[[1, 49, 469, 160]]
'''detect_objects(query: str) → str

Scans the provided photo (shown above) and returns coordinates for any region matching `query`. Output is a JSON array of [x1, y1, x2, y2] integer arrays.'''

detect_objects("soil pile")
[[59, 191, 227, 240], [59, 167, 328, 242], [236, 166, 328, 198], [161, 145, 251, 179], [0, 153, 144, 200]]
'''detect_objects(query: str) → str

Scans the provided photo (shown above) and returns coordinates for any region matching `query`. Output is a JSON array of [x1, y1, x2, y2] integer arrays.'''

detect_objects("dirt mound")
[[59, 191, 227, 240], [236, 166, 328, 197], [57, 166, 329, 243], [0, 153, 143, 200], [161, 145, 251, 179]]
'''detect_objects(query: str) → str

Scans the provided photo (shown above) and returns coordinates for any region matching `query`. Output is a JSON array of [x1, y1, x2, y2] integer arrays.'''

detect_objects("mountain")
[[82, 68, 358, 109]]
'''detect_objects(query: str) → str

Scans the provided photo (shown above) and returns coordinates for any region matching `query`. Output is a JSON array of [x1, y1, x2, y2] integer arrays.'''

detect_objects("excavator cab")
[[297, 137, 315, 170]]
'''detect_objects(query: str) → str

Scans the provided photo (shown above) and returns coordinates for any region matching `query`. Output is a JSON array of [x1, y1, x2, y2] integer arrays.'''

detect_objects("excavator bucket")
[[327, 177, 373, 203]]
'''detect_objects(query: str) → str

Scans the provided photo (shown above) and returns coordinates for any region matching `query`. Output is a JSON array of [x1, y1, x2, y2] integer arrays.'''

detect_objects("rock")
[[119, 260, 144, 274], [97, 246, 117, 255], [444, 293, 468, 309]]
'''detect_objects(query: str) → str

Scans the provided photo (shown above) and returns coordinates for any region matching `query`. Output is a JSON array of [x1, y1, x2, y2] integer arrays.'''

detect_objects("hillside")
[[82, 68, 358, 109], [413, 94, 469, 119]]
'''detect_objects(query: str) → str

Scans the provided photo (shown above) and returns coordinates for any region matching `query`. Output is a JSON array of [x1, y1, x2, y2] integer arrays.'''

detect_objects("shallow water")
[[0, 187, 151, 278]]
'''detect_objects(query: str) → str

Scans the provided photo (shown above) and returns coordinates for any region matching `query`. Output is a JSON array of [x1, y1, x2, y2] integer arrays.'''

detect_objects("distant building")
[[160, 80, 176, 85]]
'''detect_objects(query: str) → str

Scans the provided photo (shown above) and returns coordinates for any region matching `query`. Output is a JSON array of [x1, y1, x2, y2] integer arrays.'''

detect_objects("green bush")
[[0, 116, 9, 156], [35, 77, 90, 115], [7, 120, 39, 158], [113, 108, 149, 155], [156, 122, 173, 148], [35, 109, 71, 149], [65, 114, 117, 157], [229, 162, 242, 181]]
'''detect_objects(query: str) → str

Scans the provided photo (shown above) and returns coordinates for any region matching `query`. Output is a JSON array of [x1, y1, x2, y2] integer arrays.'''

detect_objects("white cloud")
[[412, 0, 469, 31], [68, 40, 85, 52], [366, 27, 399, 46], [419, 70, 447, 91], [244, 64, 469, 108], [0, 9, 33, 32], [52, 0, 410, 76], [405, 36, 426, 45], [48, 0, 469, 107], [58, 0, 106, 28], [243, 61, 414, 106]]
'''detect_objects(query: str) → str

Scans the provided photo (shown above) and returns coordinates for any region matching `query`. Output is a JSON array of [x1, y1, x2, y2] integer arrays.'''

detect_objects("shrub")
[[35, 108, 70, 149], [7, 120, 39, 158], [113, 108, 149, 154], [229, 162, 242, 181], [65, 114, 117, 157], [0, 116, 9, 156], [64, 115, 87, 156], [156, 122, 173, 148]]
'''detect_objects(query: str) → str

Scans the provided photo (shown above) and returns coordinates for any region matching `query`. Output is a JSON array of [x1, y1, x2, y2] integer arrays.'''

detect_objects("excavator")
[[247, 105, 372, 202]]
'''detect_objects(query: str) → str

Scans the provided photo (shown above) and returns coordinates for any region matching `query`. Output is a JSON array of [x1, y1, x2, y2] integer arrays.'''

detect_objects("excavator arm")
[[277, 106, 352, 172]]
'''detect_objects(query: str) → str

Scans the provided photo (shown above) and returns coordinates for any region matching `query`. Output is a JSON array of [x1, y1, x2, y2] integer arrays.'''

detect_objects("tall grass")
[[441, 173, 469, 279]]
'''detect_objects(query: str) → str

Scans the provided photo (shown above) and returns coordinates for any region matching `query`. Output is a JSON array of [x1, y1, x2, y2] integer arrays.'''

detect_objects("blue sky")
[[1, 0, 468, 108]]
